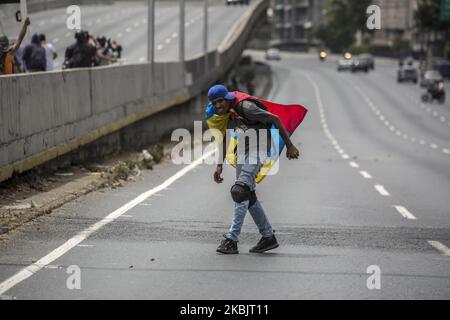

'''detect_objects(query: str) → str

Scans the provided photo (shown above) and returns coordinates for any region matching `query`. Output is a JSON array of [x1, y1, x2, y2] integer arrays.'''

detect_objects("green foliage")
[[415, 0, 449, 31], [314, 0, 372, 52], [349, 44, 370, 54]]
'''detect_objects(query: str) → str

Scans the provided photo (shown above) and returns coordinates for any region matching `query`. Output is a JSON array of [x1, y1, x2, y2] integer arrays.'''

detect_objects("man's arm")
[[11, 17, 30, 56], [268, 114, 300, 159], [213, 131, 227, 184], [241, 101, 300, 159]]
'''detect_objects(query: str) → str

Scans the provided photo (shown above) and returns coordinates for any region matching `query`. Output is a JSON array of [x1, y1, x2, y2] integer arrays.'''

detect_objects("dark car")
[[397, 66, 418, 83], [399, 56, 414, 67], [432, 59, 450, 80], [358, 53, 375, 70], [226, 0, 249, 5], [351, 55, 371, 72]]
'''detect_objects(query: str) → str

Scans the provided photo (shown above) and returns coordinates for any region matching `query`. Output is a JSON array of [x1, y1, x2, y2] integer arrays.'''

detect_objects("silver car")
[[420, 70, 443, 88], [265, 48, 281, 61], [337, 59, 353, 71]]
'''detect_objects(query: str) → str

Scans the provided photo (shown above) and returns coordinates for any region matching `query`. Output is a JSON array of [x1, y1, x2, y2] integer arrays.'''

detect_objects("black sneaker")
[[216, 235, 239, 254], [249, 232, 279, 253]]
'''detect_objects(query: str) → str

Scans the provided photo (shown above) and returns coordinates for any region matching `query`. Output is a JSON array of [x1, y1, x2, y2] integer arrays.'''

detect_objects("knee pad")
[[230, 181, 251, 204], [248, 190, 257, 209]]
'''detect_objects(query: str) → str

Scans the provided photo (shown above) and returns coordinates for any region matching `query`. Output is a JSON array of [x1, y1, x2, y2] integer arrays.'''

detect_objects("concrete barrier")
[[0, 0, 268, 183]]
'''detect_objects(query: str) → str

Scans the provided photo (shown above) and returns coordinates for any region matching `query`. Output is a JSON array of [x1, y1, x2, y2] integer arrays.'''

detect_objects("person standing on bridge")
[[205, 85, 307, 254], [0, 17, 30, 75]]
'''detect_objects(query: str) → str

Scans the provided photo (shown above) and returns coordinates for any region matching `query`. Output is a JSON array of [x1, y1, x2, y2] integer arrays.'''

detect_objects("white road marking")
[[349, 161, 359, 168], [0, 149, 215, 296], [126, 27, 132, 33], [427, 241, 450, 256], [349, 82, 450, 154], [139, 57, 146, 62], [96, 18, 102, 23], [359, 171, 372, 179], [65, 32, 71, 38], [342, 154, 349, 159], [172, 32, 178, 38], [307, 74, 403, 203], [77, 244, 94, 247], [157, 44, 163, 50], [393, 205, 416, 220], [443, 148, 450, 154], [374, 184, 390, 196], [39, 21, 46, 26], [53, 38, 59, 44], [165, 38, 171, 44], [134, 22, 140, 28]]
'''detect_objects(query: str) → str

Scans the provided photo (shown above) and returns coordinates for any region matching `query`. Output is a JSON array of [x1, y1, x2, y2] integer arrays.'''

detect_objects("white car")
[[265, 48, 281, 61], [337, 59, 353, 71]]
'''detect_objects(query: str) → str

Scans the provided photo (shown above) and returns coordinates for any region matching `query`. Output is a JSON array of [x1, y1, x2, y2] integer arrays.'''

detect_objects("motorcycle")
[[421, 81, 446, 104]]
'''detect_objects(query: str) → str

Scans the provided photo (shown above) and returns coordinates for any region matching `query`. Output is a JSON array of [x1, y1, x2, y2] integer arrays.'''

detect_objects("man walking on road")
[[205, 85, 307, 254]]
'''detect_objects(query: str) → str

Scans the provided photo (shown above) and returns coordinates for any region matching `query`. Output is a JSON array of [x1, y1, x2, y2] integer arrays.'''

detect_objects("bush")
[[349, 44, 370, 54]]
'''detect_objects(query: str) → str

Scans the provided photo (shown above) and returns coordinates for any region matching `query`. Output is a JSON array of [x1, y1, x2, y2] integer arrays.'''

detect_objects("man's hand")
[[286, 144, 300, 160], [213, 164, 224, 183], [24, 17, 31, 26]]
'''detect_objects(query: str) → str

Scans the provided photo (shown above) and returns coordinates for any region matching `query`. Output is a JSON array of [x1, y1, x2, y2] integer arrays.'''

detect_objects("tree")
[[314, 0, 371, 52], [415, 0, 450, 60]]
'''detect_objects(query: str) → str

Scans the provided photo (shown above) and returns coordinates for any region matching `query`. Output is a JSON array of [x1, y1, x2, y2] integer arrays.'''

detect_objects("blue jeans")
[[227, 154, 273, 241]]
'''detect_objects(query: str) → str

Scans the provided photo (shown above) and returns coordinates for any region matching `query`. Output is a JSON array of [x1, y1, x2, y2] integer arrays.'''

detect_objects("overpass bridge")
[[0, 0, 269, 183]]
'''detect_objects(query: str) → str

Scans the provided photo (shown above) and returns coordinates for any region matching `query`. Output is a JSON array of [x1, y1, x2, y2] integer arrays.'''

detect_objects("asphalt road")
[[1, 1, 248, 68], [0, 51, 449, 300]]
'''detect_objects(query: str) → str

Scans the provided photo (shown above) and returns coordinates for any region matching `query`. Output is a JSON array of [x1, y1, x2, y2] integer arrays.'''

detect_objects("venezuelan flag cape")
[[205, 91, 308, 184]]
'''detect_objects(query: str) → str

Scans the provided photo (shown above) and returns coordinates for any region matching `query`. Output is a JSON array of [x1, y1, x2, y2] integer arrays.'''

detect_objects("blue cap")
[[208, 84, 236, 101], [31, 33, 40, 44]]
